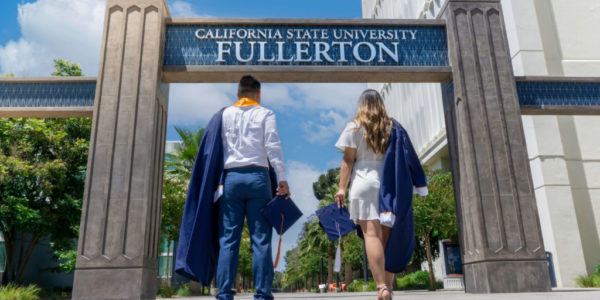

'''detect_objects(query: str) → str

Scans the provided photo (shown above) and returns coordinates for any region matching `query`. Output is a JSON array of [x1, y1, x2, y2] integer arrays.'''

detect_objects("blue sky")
[[0, 0, 366, 270]]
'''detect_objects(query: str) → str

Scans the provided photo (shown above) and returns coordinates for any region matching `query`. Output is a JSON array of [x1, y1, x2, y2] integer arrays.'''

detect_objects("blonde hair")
[[353, 89, 392, 154]]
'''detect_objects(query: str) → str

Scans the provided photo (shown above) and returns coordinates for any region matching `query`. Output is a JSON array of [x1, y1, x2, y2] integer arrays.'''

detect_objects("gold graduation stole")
[[233, 97, 260, 107]]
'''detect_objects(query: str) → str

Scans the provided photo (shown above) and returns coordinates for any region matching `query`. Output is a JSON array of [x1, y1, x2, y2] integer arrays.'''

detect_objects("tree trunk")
[[16, 233, 25, 278], [327, 250, 333, 284], [344, 262, 353, 286], [405, 260, 422, 273], [425, 235, 436, 291], [165, 240, 171, 286], [3, 232, 14, 282], [16, 235, 39, 283]]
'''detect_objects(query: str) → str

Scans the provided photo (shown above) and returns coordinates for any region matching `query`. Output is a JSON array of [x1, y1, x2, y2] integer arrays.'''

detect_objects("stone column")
[[72, 0, 170, 299], [441, 0, 551, 293]]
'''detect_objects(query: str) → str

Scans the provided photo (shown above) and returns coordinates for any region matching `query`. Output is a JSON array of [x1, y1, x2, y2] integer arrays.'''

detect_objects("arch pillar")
[[72, 1, 170, 299], [441, 0, 551, 293]]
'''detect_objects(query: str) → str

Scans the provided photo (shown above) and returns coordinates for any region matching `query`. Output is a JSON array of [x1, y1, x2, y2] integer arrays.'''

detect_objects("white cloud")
[[168, 83, 236, 125], [0, 0, 207, 76], [302, 109, 348, 144], [261, 83, 299, 110], [293, 83, 366, 117], [264, 83, 366, 144], [0, 0, 105, 76], [264, 83, 366, 117], [166, 83, 366, 136], [272, 160, 322, 271]]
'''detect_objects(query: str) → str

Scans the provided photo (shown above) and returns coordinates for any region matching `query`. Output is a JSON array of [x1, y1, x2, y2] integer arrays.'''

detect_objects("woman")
[[334, 89, 425, 300]]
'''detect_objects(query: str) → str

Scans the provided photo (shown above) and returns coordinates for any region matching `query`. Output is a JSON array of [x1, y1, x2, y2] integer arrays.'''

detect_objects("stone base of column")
[[72, 267, 158, 300], [464, 260, 551, 293]]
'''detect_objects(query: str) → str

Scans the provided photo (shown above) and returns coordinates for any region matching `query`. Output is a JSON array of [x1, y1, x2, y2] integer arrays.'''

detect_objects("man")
[[175, 75, 289, 300], [216, 75, 289, 300]]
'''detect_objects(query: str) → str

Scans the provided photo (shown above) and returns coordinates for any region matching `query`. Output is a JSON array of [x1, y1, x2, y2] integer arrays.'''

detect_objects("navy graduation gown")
[[175, 108, 226, 284], [379, 119, 428, 273], [175, 107, 279, 285]]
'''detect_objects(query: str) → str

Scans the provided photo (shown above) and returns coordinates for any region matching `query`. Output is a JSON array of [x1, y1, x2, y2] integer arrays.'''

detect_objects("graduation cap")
[[316, 203, 356, 241], [316, 203, 357, 273], [261, 195, 303, 268]]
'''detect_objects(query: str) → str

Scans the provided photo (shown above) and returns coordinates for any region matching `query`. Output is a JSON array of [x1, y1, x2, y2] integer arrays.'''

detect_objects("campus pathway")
[[160, 289, 600, 300]]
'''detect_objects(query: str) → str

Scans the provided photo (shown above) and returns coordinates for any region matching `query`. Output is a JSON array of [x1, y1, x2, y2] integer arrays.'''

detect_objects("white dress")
[[335, 121, 385, 224]]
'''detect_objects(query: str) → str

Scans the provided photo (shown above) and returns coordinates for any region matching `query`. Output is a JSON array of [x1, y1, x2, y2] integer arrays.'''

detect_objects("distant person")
[[334, 89, 428, 300], [176, 75, 289, 300]]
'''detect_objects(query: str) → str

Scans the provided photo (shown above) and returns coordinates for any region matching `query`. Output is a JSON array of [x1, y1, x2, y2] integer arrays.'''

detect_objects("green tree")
[[412, 170, 457, 290], [160, 126, 204, 286], [0, 73, 14, 77], [165, 127, 204, 181], [282, 167, 366, 290], [160, 175, 186, 286], [272, 271, 283, 289], [312, 168, 339, 200], [49, 59, 87, 273], [341, 233, 363, 285], [1, 59, 89, 281], [0, 118, 90, 282], [311, 169, 340, 284], [237, 223, 252, 289], [51, 59, 84, 77]]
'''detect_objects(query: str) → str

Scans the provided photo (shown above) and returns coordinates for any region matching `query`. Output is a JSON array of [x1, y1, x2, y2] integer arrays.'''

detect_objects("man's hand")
[[334, 189, 346, 208], [276, 181, 290, 199]]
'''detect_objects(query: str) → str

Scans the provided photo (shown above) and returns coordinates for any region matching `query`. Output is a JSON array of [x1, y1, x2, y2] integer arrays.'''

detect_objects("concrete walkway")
[[160, 289, 600, 300]]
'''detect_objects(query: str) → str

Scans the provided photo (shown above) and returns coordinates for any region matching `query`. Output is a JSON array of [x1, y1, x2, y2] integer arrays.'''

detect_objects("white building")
[[165, 140, 183, 155], [362, 0, 600, 288]]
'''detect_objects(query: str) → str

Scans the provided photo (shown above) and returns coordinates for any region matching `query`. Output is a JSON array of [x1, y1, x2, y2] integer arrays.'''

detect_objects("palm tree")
[[165, 126, 205, 180], [160, 126, 204, 288]]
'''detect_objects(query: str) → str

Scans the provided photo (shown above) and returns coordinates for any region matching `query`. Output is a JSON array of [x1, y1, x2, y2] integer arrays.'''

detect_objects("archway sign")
[[1, 0, 598, 298]]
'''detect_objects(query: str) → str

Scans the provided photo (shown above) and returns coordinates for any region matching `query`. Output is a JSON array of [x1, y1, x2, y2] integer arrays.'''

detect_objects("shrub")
[[176, 284, 191, 297], [576, 274, 600, 288], [346, 280, 364, 292], [575, 262, 600, 288], [0, 283, 40, 300], [396, 270, 442, 290], [156, 284, 175, 298], [367, 280, 377, 291], [346, 271, 445, 292]]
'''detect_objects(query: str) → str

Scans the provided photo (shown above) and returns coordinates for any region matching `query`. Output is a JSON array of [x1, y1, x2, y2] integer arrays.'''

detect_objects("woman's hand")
[[334, 189, 346, 208], [336, 148, 355, 208]]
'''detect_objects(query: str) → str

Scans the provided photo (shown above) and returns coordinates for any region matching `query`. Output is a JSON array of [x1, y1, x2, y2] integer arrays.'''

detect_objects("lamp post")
[[320, 255, 324, 283]]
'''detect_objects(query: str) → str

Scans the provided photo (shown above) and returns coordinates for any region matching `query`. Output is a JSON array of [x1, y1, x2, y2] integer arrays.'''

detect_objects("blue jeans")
[[216, 167, 274, 300]]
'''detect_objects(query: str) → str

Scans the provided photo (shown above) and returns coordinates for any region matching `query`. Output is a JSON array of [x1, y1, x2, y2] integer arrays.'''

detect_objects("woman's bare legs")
[[359, 220, 391, 299], [381, 226, 395, 288]]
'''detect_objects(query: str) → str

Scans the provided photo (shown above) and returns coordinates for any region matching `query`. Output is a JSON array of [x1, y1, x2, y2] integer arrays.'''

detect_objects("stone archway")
[[2, 0, 575, 298]]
